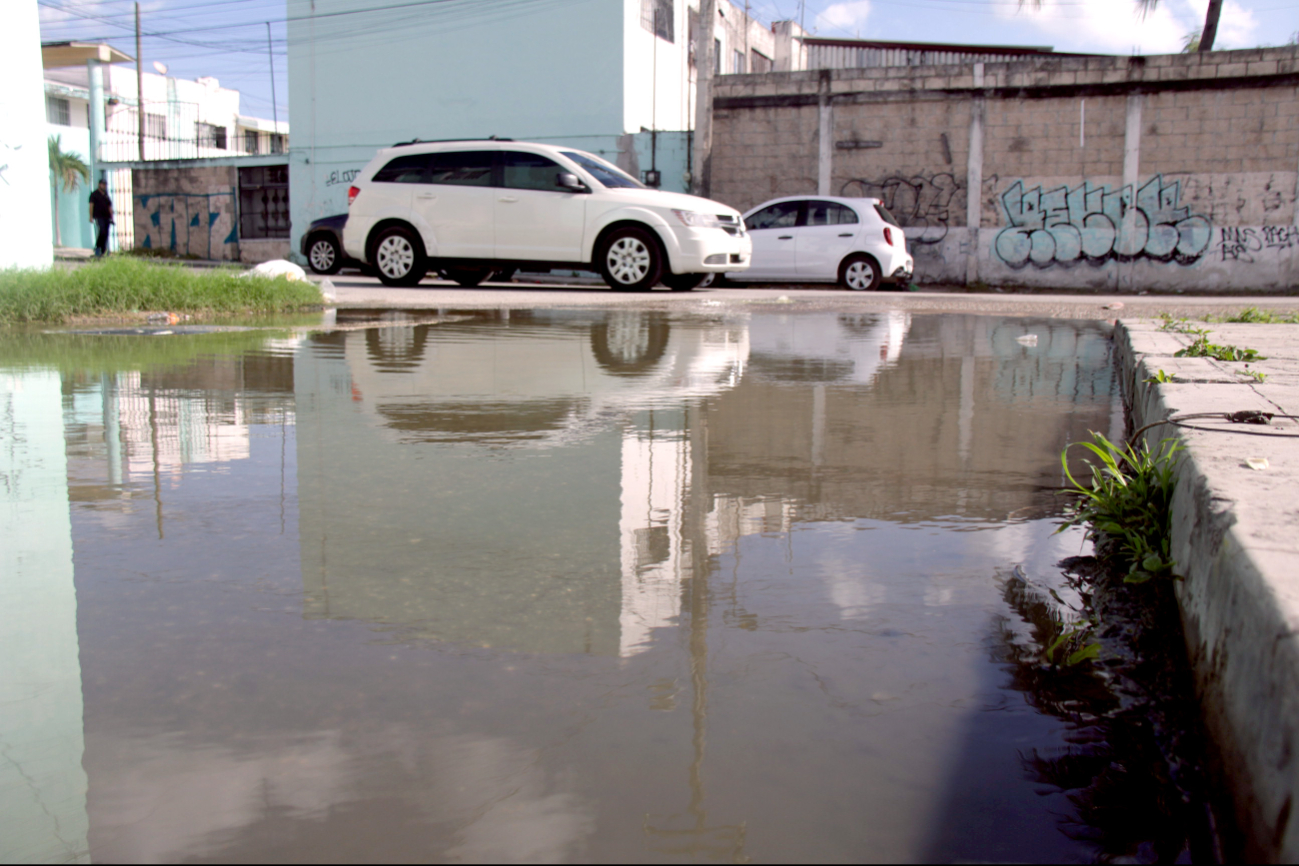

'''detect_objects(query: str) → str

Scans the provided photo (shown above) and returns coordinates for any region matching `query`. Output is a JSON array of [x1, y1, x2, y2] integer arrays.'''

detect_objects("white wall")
[[1, 0, 54, 268]]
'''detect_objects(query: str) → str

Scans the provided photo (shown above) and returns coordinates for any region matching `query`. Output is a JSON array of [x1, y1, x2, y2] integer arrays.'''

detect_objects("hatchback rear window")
[[874, 203, 900, 227]]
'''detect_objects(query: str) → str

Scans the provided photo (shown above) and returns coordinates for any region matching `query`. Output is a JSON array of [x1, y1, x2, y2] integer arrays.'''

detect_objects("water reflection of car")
[[723, 196, 914, 290], [301, 213, 366, 275]]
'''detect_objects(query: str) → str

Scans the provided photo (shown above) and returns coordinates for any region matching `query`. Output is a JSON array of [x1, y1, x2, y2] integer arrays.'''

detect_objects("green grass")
[[0, 257, 323, 325], [1213, 306, 1299, 324], [1060, 432, 1182, 584], [0, 328, 304, 374]]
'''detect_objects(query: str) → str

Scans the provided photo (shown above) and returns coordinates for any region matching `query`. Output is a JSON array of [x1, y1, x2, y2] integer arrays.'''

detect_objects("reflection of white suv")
[[342, 140, 752, 292], [727, 196, 913, 290]]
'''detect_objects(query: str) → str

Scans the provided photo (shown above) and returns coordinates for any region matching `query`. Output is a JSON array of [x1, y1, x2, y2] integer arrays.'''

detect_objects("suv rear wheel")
[[373, 226, 426, 287], [598, 226, 663, 292]]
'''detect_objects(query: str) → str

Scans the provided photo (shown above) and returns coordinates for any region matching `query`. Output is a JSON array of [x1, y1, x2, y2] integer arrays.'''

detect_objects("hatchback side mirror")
[[557, 172, 587, 192]]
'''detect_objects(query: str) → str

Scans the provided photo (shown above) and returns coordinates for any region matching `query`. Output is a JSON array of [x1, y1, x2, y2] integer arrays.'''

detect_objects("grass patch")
[[0, 328, 306, 374], [1213, 306, 1299, 324], [1060, 432, 1181, 584], [0, 257, 322, 325]]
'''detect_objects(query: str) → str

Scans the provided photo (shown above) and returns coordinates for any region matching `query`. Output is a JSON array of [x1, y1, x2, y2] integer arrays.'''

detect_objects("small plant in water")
[[1059, 433, 1181, 584]]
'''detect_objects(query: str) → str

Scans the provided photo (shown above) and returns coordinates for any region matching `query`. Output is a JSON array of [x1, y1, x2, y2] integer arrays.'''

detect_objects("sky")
[[36, 0, 1299, 124]]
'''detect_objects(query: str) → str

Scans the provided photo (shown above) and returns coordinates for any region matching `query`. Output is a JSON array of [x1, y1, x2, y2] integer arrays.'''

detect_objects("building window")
[[238, 165, 290, 240], [145, 113, 167, 141], [733, 49, 745, 74], [750, 50, 772, 74], [640, 0, 673, 42], [196, 122, 227, 150], [244, 129, 260, 154], [714, 38, 722, 74], [269, 134, 285, 154], [46, 96, 70, 126]]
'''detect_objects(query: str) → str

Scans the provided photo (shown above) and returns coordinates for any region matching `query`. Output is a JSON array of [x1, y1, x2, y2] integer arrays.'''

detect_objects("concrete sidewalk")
[[1117, 321, 1299, 862]]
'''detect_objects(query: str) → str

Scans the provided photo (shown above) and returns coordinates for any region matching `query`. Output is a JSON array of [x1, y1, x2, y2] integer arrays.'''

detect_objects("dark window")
[[372, 154, 429, 184], [559, 151, 644, 189], [746, 201, 801, 230], [751, 50, 772, 74], [641, 0, 674, 42], [714, 38, 722, 74], [145, 113, 167, 141], [874, 203, 900, 227], [46, 96, 70, 126], [270, 134, 285, 154], [238, 165, 290, 240], [428, 151, 495, 187], [502, 151, 566, 191], [197, 122, 227, 150], [244, 129, 259, 154], [806, 201, 859, 226], [733, 49, 744, 74]]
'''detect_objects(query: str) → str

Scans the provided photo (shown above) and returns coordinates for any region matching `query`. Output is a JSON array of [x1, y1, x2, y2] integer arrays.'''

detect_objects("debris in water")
[[1016, 334, 1039, 347], [1245, 457, 1270, 470]]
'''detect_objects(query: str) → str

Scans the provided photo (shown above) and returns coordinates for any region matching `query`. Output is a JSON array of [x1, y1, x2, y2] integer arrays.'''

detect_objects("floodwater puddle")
[[1, 307, 1210, 862]]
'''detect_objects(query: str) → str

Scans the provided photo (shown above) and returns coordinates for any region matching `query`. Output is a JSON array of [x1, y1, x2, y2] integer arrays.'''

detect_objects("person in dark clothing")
[[89, 179, 113, 257]]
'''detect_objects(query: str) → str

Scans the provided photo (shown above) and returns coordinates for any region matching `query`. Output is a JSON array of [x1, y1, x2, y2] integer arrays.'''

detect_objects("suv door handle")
[[416, 193, 437, 200], [498, 196, 519, 203], [778, 235, 793, 240], [838, 233, 853, 237]]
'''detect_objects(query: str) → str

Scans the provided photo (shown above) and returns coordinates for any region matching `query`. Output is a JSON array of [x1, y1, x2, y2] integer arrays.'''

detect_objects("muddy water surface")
[[2, 309, 1131, 863]]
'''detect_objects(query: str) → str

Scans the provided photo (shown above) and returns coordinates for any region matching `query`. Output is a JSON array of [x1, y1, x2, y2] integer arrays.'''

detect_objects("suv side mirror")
[[557, 172, 587, 192]]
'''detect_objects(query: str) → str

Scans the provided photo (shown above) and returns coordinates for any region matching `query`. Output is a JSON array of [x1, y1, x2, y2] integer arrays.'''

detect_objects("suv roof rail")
[[390, 136, 514, 147]]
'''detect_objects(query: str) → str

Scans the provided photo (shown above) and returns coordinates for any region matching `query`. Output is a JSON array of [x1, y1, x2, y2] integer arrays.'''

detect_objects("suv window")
[[874, 203, 900, 227], [560, 151, 643, 189], [428, 151, 496, 187], [372, 154, 429, 183], [807, 201, 859, 226], [746, 201, 801, 230], [503, 151, 566, 191]]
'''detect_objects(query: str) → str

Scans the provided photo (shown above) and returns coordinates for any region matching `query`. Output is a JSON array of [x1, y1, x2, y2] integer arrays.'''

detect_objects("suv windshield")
[[560, 151, 645, 189]]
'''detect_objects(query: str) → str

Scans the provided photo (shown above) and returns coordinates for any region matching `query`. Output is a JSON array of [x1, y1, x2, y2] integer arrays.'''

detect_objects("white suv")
[[342, 140, 751, 291]]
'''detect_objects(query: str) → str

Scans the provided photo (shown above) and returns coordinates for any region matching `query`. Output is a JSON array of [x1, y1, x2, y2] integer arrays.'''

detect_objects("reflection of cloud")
[[821, 555, 885, 620], [88, 727, 594, 863]]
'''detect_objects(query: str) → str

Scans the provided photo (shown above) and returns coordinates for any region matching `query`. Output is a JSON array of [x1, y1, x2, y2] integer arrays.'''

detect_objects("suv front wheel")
[[598, 226, 664, 292], [372, 226, 426, 287]]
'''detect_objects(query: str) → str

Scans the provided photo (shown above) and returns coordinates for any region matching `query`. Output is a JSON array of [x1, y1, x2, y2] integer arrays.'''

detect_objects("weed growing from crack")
[[1059, 433, 1181, 584]]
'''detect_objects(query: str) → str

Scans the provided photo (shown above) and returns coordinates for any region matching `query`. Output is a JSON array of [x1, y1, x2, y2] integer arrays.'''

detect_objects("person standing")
[[89, 179, 114, 258]]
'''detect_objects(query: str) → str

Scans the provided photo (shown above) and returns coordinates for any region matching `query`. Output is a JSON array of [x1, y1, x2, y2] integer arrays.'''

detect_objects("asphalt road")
[[313, 271, 1299, 320]]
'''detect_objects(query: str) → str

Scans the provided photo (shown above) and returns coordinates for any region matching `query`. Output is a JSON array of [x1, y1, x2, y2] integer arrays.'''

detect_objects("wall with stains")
[[131, 165, 239, 260], [712, 47, 1299, 291]]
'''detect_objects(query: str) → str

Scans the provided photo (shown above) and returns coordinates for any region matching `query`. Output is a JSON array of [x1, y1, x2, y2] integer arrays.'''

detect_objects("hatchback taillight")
[[348, 185, 360, 207], [883, 227, 893, 247]]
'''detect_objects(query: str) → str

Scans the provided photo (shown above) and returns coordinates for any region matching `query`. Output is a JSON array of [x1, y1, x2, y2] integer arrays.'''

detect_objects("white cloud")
[[816, 0, 872, 37], [992, 0, 1262, 55]]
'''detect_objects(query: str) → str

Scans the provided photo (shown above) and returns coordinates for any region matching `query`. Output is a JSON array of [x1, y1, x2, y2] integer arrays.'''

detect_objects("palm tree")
[[48, 135, 90, 248], [1021, 0, 1224, 53]]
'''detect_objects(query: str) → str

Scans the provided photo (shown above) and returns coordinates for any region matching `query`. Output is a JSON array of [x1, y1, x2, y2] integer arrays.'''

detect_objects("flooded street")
[[3, 307, 1134, 863]]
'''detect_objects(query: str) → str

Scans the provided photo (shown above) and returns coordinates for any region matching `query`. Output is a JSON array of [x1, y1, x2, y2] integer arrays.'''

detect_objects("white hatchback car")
[[725, 196, 913, 290], [342, 140, 751, 292]]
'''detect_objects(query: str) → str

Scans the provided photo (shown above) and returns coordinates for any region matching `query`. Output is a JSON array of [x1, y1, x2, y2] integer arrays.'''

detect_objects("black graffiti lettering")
[[993, 175, 1213, 270], [1216, 227, 1262, 263], [1261, 225, 1299, 250], [324, 168, 361, 187], [839, 172, 962, 245]]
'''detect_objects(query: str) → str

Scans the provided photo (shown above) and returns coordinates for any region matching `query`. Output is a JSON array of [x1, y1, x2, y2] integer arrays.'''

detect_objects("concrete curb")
[[1115, 320, 1299, 862]]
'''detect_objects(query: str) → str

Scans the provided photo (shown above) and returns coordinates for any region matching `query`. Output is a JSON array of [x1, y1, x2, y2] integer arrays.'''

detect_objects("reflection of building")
[[295, 311, 746, 657]]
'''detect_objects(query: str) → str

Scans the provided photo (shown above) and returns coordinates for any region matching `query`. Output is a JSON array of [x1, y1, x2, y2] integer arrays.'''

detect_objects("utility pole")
[[135, 2, 144, 161], [266, 22, 278, 149], [692, 0, 717, 198]]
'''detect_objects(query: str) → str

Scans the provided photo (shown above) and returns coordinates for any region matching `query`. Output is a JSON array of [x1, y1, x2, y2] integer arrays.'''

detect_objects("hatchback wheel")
[[373, 226, 426, 287], [599, 227, 663, 292], [307, 234, 342, 275], [839, 254, 881, 291]]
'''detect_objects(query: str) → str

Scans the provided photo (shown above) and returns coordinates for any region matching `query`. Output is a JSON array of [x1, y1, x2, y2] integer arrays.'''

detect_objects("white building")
[[285, 0, 807, 257], [41, 41, 288, 254]]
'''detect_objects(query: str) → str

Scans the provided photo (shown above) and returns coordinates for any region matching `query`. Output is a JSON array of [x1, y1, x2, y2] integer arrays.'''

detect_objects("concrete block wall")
[[132, 165, 240, 260], [712, 46, 1299, 292]]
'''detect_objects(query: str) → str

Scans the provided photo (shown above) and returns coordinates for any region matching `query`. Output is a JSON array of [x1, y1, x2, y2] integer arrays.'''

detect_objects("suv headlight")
[[671, 209, 723, 229]]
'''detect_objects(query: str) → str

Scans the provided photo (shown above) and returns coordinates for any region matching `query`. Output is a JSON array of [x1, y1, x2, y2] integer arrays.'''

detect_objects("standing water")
[[1, 308, 1205, 862]]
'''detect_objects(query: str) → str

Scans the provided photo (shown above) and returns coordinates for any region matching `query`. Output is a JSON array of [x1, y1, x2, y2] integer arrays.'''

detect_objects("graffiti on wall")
[[994, 175, 1213, 269], [136, 192, 237, 259], [840, 172, 962, 244], [1214, 226, 1299, 262]]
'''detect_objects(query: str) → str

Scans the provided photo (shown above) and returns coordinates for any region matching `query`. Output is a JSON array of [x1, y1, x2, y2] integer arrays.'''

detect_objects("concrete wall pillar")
[[964, 62, 985, 285], [1118, 93, 1143, 290], [817, 70, 832, 196]]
